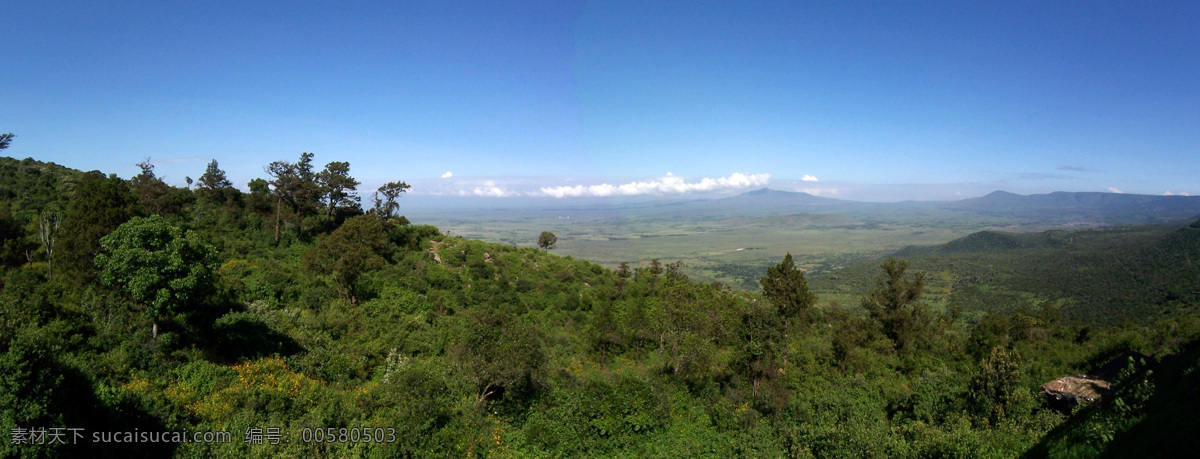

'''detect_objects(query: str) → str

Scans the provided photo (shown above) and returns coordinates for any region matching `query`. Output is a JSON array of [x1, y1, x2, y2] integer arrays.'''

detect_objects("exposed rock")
[[1042, 375, 1111, 406], [427, 240, 443, 264], [1041, 352, 1156, 412]]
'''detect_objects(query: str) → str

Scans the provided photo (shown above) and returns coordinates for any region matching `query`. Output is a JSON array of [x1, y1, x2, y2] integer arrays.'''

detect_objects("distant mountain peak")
[[742, 188, 772, 196], [983, 190, 1022, 198], [727, 188, 839, 201]]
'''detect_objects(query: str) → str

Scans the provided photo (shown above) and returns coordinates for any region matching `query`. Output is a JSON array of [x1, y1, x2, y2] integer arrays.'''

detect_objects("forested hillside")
[[3, 151, 1199, 457], [812, 221, 1200, 325]]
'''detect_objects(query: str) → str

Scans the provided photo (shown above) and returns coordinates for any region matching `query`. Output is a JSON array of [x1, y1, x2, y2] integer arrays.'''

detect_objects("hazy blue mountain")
[[724, 188, 848, 205], [413, 188, 1200, 225], [944, 190, 1200, 224], [701, 189, 1200, 225]]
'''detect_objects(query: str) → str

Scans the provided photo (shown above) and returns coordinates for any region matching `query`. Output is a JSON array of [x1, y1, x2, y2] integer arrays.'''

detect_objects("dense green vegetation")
[[2, 151, 1199, 457], [811, 221, 1200, 325]]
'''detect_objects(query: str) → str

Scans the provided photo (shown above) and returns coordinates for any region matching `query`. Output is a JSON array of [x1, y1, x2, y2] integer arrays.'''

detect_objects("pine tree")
[[616, 261, 632, 297], [56, 172, 137, 284], [372, 181, 410, 219], [198, 160, 232, 190], [130, 159, 174, 216], [317, 161, 360, 220], [861, 258, 930, 351], [759, 253, 817, 324], [196, 159, 235, 206]]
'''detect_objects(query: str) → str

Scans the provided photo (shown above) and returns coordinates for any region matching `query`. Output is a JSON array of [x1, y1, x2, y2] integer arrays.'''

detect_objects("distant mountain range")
[[950, 189, 1199, 211], [668, 188, 1200, 225], [724, 188, 847, 205], [941, 190, 1200, 224]]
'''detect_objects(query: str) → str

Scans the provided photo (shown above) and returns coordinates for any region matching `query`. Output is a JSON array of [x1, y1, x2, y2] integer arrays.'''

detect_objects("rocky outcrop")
[[1042, 375, 1111, 406]]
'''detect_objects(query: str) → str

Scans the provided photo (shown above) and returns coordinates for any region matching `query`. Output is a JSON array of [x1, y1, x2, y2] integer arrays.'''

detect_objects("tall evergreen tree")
[[372, 180, 410, 219], [317, 161, 360, 220], [759, 253, 817, 324], [294, 152, 322, 221], [197, 160, 232, 190], [616, 261, 632, 297], [130, 159, 175, 216], [647, 258, 664, 291], [265, 160, 299, 243], [861, 258, 931, 352], [56, 172, 137, 284], [196, 159, 235, 206], [265, 153, 324, 241]]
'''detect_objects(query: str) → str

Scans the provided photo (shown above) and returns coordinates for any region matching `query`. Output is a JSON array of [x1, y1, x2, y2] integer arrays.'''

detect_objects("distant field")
[[411, 208, 1058, 290], [408, 189, 1200, 294]]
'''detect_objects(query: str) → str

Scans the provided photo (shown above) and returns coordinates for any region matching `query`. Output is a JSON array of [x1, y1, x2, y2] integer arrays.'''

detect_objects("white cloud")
[[801, 174, 819, 182], [1165, 190, 1191, 196], [441, 171, 453, 178], [468, 180, 518, 197], [1108, 187, 1124, 194], [538, 172, 770, 198], [473, 187, 511, 197]]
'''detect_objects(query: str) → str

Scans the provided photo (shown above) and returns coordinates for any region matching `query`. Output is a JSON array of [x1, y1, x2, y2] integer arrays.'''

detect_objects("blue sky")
[[3, 1, 1197, 202]]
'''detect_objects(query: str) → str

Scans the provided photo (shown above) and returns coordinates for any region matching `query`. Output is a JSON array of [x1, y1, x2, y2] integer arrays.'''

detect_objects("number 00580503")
[[299, 427, 396, 443]]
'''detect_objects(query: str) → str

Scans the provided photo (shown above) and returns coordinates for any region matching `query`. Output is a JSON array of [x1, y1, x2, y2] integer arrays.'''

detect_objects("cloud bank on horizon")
[[467, 181, 513, 197], [435, 172, 772, 198], [412, 169, 1194, 202], [538, 172, 770, 198]]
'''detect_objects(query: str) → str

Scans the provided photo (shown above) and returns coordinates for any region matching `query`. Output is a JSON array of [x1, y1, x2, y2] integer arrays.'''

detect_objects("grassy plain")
[[411, 205, 1049, 291], [409, 190, 1200, 324]]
